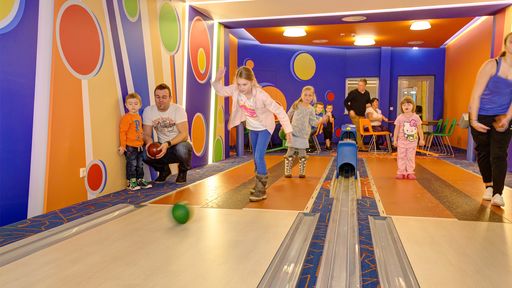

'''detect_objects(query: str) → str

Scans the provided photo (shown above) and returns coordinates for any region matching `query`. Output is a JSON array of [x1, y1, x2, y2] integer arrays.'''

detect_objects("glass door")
[[397, 76, 434, 121]]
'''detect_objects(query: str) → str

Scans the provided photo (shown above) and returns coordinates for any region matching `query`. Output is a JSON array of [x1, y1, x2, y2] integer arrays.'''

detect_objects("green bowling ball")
[[171, 202, 190, 224]]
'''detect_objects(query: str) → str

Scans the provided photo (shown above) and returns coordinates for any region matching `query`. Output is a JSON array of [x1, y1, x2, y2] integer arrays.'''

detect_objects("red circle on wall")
[[188, 16, 211, 83], [87, 163, 103, 191], [325, 91, 335, 102], [335, 128, 342, 138], [56, 2, 104, 79]]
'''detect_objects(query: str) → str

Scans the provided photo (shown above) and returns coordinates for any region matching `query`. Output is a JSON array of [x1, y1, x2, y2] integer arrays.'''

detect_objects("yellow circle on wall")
[[191, 113, 207, 156], [292, 52, 316, 81], [0, 0, 16, 22], [198, 48, 206, 73]]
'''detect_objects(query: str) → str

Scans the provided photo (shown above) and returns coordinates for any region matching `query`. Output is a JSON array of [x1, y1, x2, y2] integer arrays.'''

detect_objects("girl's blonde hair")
[[499, 32, 512, 58], [234, 66, 260, 87], [292, 86, 317, 110], [399, 96, 416, 113]]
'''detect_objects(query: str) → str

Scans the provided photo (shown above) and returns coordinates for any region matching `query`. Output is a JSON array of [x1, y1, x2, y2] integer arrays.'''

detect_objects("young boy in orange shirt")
[[119, 93, 152, 190]]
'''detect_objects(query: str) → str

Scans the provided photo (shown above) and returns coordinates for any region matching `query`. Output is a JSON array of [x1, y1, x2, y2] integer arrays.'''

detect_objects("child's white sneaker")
[[491, 194, 505, 207], [482, 187, 493, 201]]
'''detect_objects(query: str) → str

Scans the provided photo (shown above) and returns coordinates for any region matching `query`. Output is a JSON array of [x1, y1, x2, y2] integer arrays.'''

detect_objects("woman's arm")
[[468, 59, 495, 132]]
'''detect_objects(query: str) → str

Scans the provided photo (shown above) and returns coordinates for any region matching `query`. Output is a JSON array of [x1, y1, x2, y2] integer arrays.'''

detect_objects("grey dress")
[[287, 104, 320, 149]]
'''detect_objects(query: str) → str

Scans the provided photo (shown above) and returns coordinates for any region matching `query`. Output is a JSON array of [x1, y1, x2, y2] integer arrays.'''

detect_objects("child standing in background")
[[285, 86, 324, 178], [323, 104, 335, 150], [393, 96, 425, 180], [307, 102, 324, 153], [119, 93, 152, 190]]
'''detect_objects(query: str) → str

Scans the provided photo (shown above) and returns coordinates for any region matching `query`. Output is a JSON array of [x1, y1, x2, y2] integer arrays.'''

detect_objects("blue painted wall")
[[238, 40, 446, 143], [0, 1, 38, 226]]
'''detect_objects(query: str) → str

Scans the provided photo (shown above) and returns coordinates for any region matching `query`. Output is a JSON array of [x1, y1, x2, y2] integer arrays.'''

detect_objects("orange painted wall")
[[444, 17, 493, 149], [45, 0, 88, 212], [228, 34, 238, 147]]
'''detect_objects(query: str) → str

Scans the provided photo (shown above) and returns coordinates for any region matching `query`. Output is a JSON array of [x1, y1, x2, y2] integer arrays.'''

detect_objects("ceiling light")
[[410, 21, 431, 30], [412, 47, 419, 50], [354, 36, 375, 46], [283, 27, 306, 37], [341, 16, 367, 22], [312, 39, 328, 43], [407, 40, 424, 45]]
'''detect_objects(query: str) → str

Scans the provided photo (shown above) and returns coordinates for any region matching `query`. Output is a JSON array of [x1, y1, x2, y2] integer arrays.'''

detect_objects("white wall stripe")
[[27, 0, 54, 218], [81, 80, 94, 199], [208, 21, 219, 164]]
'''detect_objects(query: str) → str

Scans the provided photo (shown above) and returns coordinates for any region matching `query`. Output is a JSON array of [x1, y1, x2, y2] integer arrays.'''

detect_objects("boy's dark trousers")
[[125, 146, 144, 179]]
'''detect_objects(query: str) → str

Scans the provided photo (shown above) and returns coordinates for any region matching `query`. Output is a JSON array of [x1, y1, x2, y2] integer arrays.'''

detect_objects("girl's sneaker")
[[137, 179, 153, 189], [395, 174, 405, 179], [407, 174, 417, 180], [128, 178, 140, 190], [491, 194, 505, 207]]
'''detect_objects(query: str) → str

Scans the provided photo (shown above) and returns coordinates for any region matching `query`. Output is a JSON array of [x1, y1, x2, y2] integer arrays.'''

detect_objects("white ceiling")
[[188, 0, 511, 21]]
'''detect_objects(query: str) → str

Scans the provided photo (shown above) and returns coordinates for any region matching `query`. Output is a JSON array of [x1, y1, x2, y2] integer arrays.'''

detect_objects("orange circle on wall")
[[191, 113, 207, 156], [262, 85, 287, 111], [244, 59, 254, 69]]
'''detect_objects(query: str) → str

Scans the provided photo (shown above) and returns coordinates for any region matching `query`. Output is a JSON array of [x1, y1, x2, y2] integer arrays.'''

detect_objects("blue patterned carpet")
[[0, 156, 252, 247]]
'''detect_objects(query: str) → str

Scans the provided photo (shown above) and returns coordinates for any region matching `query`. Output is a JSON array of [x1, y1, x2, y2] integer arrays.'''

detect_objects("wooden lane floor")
[[0, 206, 298, 287], [417, 157, 512, 222], [246, 156, 332, 210], [365, 156, 454, 218], [365, 155, 512, 222], [151, 156, 332, 211], [392, 216, 512, 287]]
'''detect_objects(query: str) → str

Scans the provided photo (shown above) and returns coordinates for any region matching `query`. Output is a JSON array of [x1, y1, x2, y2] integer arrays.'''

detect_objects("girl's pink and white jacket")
[[212, 81, 293, 134]]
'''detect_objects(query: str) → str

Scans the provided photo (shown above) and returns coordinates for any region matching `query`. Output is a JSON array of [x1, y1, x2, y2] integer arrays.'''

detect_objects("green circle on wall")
[[214, 137, 224, 162], [159, 2, 180, 54], [123, 0, 139, 21]]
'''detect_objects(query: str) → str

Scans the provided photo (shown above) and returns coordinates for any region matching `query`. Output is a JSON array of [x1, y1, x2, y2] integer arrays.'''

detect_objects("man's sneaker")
[[407, 174, 417, 180], [482, 187, 493, 201], [175, 171, 187, 183], [128, 178, 140, 190], [491, 194, 505, 207], [154, 169, 171, 183], [137, 179, 152, 189]]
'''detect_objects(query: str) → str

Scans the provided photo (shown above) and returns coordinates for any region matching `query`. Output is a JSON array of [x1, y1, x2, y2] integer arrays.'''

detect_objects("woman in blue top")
[[469, 32, 512, 207]]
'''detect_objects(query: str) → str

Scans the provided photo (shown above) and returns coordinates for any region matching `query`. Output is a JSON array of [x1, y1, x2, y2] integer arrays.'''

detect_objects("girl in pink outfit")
[[393, 96, 425, 179], [212, 66, 293, 202]]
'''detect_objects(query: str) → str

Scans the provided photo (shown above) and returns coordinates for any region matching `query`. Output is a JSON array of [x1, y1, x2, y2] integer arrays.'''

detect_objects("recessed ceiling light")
[[341, 16, 367, 22], [407, 40, 424, 45], [412, 47, 419, 50], [283, 27, 306, 37], [312, 39, 328, 43], [410, 21, 431, 30], [354, 36, 375, 46]]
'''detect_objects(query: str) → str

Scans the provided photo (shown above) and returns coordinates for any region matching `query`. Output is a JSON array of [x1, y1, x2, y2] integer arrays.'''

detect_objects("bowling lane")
[[0, 206, 298, 287], [392, 216, 512, 288], [152, 156, 332, 211]]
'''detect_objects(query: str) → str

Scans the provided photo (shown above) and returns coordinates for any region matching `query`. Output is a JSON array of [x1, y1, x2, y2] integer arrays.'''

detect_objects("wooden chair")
[[359, 118, 392, 153]]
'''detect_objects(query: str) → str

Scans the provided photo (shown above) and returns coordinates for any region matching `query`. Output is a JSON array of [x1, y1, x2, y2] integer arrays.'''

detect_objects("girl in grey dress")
[[284, 86, 325, 178]]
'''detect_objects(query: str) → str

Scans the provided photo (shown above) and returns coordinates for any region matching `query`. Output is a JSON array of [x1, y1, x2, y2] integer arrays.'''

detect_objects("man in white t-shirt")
[[143, 83, 192, 183]]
